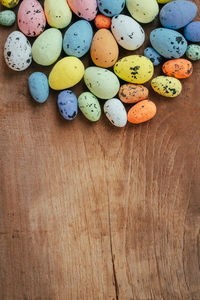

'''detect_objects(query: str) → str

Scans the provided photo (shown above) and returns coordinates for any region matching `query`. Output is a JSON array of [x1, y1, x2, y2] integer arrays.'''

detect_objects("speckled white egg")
[[111, 14, 145, 50], [4, 31, 32, 71], [104, 98, 127, 127]]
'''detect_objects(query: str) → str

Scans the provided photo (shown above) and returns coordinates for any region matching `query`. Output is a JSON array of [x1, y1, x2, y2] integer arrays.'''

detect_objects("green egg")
[[0, 10, 15, 26], [78, 92, 101, 122], [186, 44, 200, 61]]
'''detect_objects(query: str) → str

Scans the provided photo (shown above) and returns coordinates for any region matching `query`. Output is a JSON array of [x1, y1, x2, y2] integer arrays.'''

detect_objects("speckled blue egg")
[[57, 90, 78, 120], [150, 28, 187, 59], [184, 21, 200, 42], [97, 0, 125, 17], [63, 20, 93, 58], [159, 0, 197, 30], [28, 72, 49, 103], [144, 47, 162, 66]]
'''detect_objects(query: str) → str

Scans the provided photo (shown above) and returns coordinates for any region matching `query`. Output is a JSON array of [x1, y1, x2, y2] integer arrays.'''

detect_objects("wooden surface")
[[0, 1, 200, 299]]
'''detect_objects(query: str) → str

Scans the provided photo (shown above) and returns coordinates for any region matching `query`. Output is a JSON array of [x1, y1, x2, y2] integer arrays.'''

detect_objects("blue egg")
[[144, 47, 162, 66], [97, 0, 125, 17], [184, 21, 200, 42], [58, 90, 78, 121], [63, 20, 93, 58], [28, 72, 49, 103], [150, 28, 187, 59], [160, 0, 197, 30]]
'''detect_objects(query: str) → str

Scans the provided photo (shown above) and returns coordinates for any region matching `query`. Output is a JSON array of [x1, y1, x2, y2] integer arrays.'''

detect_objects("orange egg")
[[119, 84, 149, 104], [128, 100, 157, 124], [94, 14, 111, 29], [90, 29, 119, 68], [162, 59, 193, 79]]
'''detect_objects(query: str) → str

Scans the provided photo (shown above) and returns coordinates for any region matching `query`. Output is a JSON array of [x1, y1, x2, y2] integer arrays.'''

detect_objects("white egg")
[[104, 98, 127, 127]]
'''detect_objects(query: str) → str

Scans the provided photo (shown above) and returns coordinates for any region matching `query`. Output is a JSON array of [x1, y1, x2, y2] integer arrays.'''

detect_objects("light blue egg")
[[150, 28, 187, 59], [57, 90, 78, 121], [28, 72, 49, 103], [184, 21, 200, 42], [63, 20, 93, 58], [97, 0, 125, 17], [144, 47, 162, 66]]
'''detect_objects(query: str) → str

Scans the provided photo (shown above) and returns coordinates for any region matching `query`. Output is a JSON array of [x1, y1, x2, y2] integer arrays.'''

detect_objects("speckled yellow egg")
[[0, 0, 20, 8], [157, 0, 174, 3], [151, 76, 182, 98], [114, 55, 154, 84], [126, 0, 159, 23]]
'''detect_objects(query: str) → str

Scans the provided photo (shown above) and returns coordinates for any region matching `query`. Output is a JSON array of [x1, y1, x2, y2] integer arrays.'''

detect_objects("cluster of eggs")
[[1, 0, 200, 127]]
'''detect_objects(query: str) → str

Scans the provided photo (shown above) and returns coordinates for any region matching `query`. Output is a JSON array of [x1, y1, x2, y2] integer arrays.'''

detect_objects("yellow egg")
[[44, 0, 72, 29], [114, 55, 154, 84], [151, 76, 182, 98], [157, 0, 174, 3], [0, 0, 20, 8], [126, 0, 159, 23], [49, 57, 85, 90]]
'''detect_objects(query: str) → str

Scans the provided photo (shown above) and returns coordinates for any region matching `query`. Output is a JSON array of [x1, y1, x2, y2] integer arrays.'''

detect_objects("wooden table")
[[0, 1, 200, 299]]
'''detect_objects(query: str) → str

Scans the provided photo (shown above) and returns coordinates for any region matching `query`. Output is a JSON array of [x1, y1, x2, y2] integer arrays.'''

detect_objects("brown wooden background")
[[0, 1, 200, 299]]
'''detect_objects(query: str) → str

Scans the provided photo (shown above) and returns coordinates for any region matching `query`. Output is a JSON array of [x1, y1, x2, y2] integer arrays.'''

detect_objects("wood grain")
[[0, 1, 200, 299]]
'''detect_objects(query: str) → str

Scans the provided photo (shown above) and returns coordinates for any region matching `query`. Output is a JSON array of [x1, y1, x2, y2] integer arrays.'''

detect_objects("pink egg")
[[67, 0, 97, 21], [18, 0, 46, 37]]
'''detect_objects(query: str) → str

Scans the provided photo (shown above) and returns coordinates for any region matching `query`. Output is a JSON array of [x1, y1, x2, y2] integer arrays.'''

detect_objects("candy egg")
[[162, 59, 193, 79], [94, 15, 111, 29], [78, 92, 101, 122], [58, 90, 78, 120], [28, 72, 49, 103], [104, 98, 127, 128], [119, 84, 149, 104], [128, 100, 157, 124], [186, 44, 200, 61], [0, 10, 16, 26], [151, 76, 182, 97], [0, 0, 19, 8], [184, 21, 200, 43], [67, 0, 97, 21], [97, 0, 125, 17], [126, 0, 159, 24], [44, 0, 72, 29], [144, 47, 162, 66]]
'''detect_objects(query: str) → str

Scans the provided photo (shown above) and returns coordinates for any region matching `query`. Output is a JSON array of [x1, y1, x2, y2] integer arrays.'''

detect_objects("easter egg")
[[184, 21, 200, 43], [128, 100, 157, 124], [78, 92, 101, 122], [57, 90, 78, 120], [32, 28, 62, 66], [119, 84, 149, 104], [150, 28, 187, 59], [186, 44, 200, 61], [28, 72, 49, 103], [104, 98, 127, 128], [126, 0, 159, 24], [67, 0, 97, 21], [114, 55, 154, 84], [44, 0, 72, 29], [111, 15, 145, 51], [0, 0, 19, 8], [97, 0, 125, 17], [49, 57, 85, 90], [159, 0, 197, 30], [144, 47, 162, 66], [90, 29, 119, 68], [0, 10, 15, 26], [94, 14, 111, 29], [162, 59, 193, 79], [151, 76, 182, 97], [157, 0, 174, 3], [63, 20, 93, 58], [84, 67, 120, 100], [18, 0, 46, 37], [4, 31, 32, 71]]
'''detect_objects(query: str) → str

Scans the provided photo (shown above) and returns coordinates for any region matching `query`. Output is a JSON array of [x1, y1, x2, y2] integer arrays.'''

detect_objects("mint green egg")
[[0, 10, 15, 26], [78, 92, 101, 122]]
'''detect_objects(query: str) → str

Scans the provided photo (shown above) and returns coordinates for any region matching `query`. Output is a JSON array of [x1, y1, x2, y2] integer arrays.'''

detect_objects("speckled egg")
[[186, 44, 200, 61], [67, 0, 97, 21], [159, 0, 197, 30], [90, 29, 119, 68], [151, 76, 182, 98], [94, 14, 111, 29], [78, 92, 101, 122], [162, 59, 193, 79], [0, 10, 15, 26], [111, 15, 145, 51], [114, 55, 154, 84], [49, 57, 85, 90], [63, 20, 93, 58], [119, 84, 149, 104], [97, 0, 125, 17], [18, 0, 46, 37], [32, 28, 62, 66], [28, 72, 49, 103], [128, 100, 157, 124], [157, 0, 174, 3], [44, 0, 72, 29], [4, 31, 32, 71], [84, 67, 120, 100], [144, 47, 162, 66], [0, 0, 19, 8], [104, 98, 127, 128], [58, 90, 78, 120], [126, 0, 159, 24], [184, 21, 200, 43], [150, 28, 187, 59]]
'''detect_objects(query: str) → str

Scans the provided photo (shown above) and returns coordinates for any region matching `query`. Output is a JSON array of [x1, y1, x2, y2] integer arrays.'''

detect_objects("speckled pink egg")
[[18, 0, 46, 37], [67, 0, 97, 21]]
